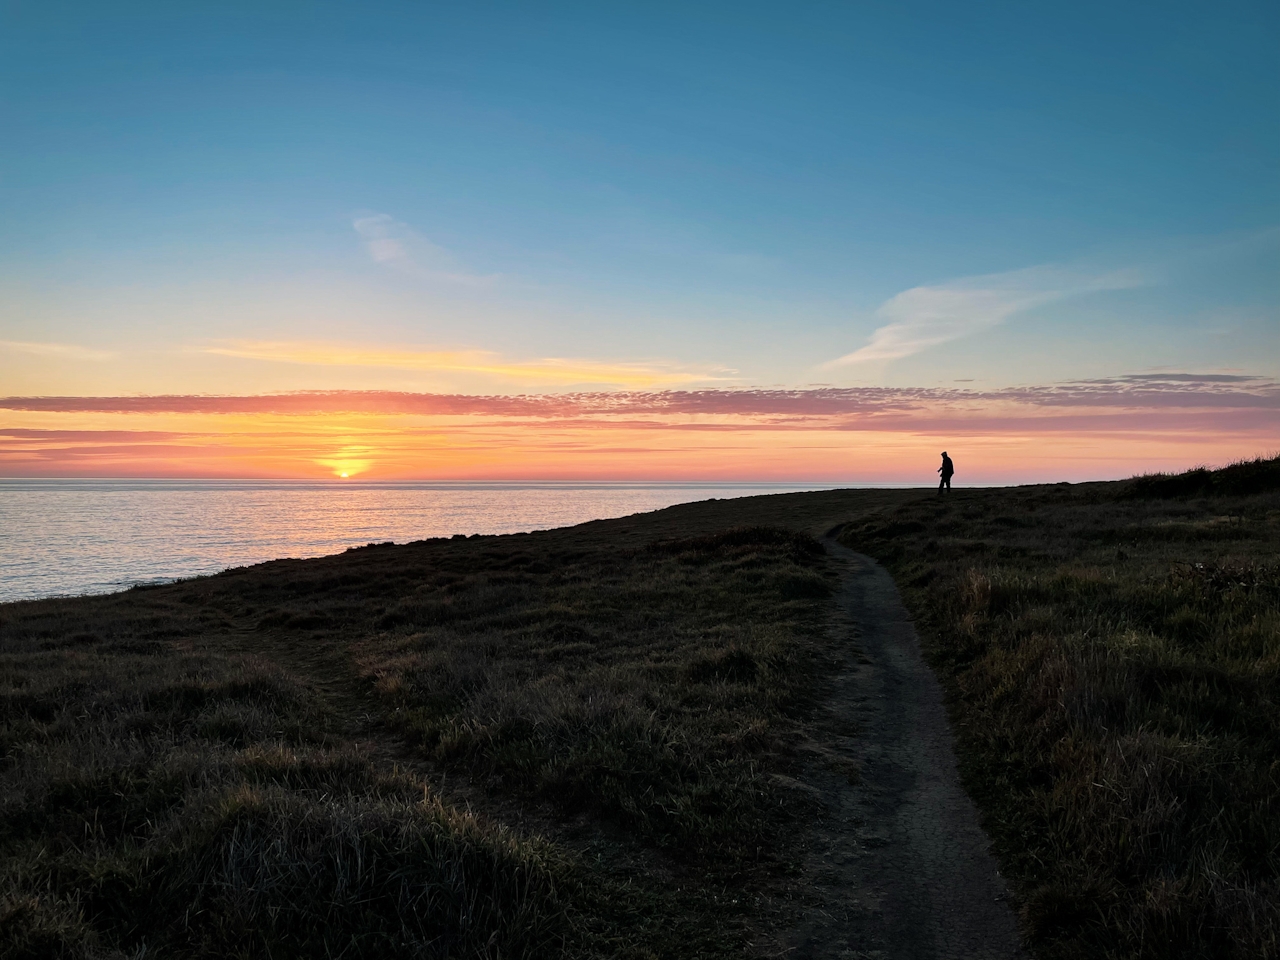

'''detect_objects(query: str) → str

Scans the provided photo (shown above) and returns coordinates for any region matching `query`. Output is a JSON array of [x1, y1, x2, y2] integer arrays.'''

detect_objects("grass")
[[1124, 453, 1280, 499], [3, 460, 1279, 957], [838, 456, 1280, 959], [360, 527, 830, 856], [0, 633, 571, 958], [0, 523, 835, 958]]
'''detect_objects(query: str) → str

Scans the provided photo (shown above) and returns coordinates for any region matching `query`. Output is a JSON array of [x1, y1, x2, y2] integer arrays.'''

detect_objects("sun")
[[316, 453, 373, 479]]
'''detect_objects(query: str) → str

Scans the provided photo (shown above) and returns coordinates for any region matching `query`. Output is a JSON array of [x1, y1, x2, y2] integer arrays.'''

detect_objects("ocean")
[[0, 479, 840, 602]]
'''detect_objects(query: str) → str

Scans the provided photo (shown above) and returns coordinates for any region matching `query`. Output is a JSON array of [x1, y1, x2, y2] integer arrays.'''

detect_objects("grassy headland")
[[2, 461, 1278, 958], [838, 456, 1280, 959], [0, 519, 845, 959]]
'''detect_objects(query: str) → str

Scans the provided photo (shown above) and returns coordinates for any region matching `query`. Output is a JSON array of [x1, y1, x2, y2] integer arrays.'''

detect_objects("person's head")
[[941, 451, 947, 457]]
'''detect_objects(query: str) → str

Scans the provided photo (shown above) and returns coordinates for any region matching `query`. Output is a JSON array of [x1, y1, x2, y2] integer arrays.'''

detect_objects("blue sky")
[[1, 1, 1277, 399]]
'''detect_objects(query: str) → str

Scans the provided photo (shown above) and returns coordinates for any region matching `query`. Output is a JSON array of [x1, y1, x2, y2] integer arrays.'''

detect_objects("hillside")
[[3, 460, 1279, 958]]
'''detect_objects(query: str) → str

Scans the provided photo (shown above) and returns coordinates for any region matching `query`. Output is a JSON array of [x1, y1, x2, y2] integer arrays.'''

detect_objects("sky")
[[1, 1, 1277, 481]]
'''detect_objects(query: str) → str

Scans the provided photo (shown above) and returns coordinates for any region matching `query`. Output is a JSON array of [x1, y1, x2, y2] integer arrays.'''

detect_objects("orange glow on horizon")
[[1, 383, 1275, 484]]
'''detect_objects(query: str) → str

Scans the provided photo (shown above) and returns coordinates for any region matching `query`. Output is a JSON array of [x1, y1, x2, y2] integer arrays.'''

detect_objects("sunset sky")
[[2, 3, 1277, 481]]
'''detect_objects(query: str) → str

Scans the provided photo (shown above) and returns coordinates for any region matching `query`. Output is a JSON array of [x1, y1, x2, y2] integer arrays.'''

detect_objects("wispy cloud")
[[352, 213, 496, 285], [4, 373, 1275, 421], [202, 340, 733, 388], [0, 340, 116, 361], [826, 266, 1144, 367], [0, 429, 187, 442]]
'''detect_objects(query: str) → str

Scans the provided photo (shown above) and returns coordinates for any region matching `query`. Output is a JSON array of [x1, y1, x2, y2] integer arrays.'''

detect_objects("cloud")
[[1005, 373, 1280, 409], [1102, 373, 1262, 383], [0, 340, 116, 361], [0, 429, 187, 441], [4, 374, 1274, 481], [201, 340, 732, 388], [3, 372, 1275, 421], [352, 213, 495, 285], [3, 374, 1274, 481], [826, 266, 1144, 366]]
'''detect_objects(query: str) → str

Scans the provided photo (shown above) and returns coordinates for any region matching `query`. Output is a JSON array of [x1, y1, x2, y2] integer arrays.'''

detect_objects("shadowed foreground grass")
[[0, 639, 571, 958], [360, 528, 830, 856], [840, 456, 1280, 959], [0, 525, 834, 958]]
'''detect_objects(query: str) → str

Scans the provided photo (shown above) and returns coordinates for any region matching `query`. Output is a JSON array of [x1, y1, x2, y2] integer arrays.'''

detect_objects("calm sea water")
[[0, 479, 839, 602]]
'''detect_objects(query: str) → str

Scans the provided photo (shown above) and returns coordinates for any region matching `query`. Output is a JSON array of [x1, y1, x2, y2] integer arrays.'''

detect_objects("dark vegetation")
[[4, 457, 1278, 958], [839, 455, 1280, 959], [361, 527, 829, 857], [1124, 453, 1280, 500], [0, 522, 833, 958]]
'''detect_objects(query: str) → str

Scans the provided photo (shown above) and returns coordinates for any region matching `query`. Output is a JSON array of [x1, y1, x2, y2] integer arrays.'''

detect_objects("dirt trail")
[[780, 539, 1024, 959]]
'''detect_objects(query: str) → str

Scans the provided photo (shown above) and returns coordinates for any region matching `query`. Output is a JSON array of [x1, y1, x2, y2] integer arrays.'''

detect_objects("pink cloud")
[[2, 374, 1277, 421]]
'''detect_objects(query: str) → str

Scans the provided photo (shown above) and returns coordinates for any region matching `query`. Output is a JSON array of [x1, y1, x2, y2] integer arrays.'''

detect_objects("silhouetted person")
[[938, 451, 954, 492]]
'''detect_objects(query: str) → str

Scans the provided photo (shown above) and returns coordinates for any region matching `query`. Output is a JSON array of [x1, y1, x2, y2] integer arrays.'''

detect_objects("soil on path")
[[778, 539, 1025, 959]]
